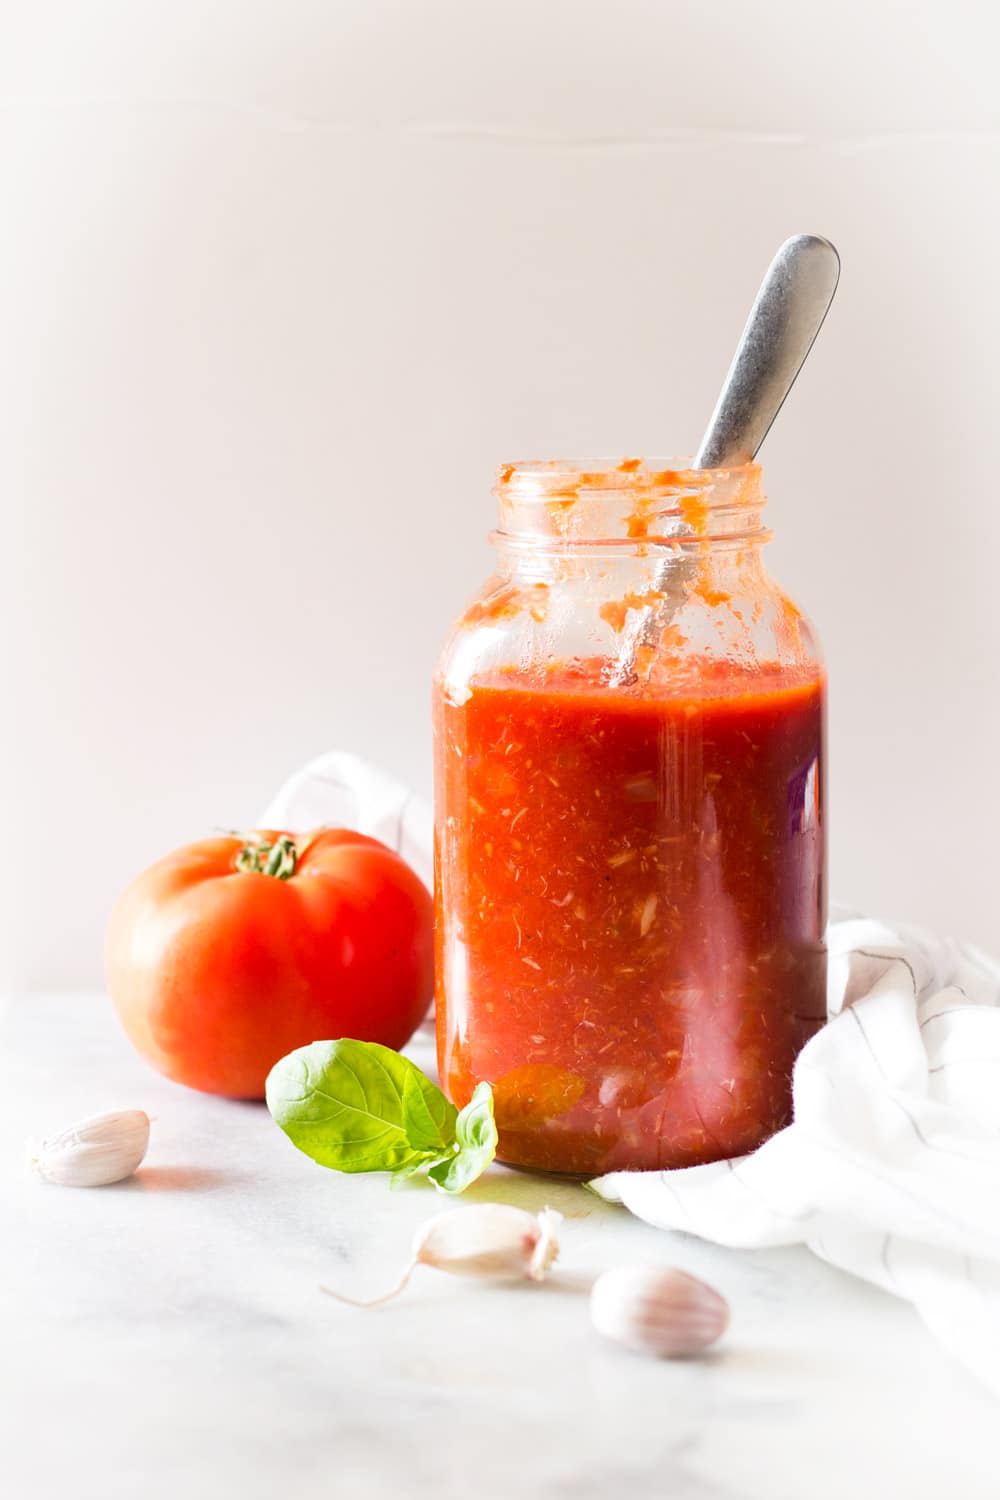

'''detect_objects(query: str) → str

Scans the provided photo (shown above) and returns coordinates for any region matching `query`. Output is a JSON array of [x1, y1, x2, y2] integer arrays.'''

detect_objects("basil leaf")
[[265, 1039, 458, 1174], [388, 1155, 440, 1190], [455, 1081, 498, 1155], [427, 1082, 498, 1194]]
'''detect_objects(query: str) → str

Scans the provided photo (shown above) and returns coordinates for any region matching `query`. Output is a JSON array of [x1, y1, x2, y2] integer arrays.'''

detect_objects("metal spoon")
[[694, 232, 841, 469], [611, 233, 840, 682]]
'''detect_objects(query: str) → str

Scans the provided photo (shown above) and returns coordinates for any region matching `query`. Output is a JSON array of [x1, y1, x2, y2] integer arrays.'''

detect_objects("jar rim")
[[495, 456, 762, 501], [494, 457, 766, 546]]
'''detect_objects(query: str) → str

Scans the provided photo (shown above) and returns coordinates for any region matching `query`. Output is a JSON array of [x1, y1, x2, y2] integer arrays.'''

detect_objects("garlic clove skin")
[[527, 1207, 562, 1281], [28, 1109, 151, 1187], [590, 1264, 729, 1359]]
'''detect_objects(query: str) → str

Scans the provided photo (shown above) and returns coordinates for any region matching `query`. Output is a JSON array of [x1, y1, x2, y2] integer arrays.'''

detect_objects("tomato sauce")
[[435, 658, 826, 1175]]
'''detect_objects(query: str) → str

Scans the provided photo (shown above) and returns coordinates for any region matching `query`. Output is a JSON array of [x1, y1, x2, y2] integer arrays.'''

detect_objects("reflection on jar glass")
[[433, 458, 826, 1176]]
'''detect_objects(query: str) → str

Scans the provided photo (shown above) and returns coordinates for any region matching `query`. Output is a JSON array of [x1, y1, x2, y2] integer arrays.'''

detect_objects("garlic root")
[[322, 1260, 419, 1307]]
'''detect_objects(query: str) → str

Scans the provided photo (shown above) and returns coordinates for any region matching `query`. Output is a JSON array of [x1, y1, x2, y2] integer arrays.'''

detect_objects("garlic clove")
[[28, 1109, 151, 1188], [323, 1203, 563, 1306], [415, 1202, 562, 1281], [590, 1264, 729, 1359]]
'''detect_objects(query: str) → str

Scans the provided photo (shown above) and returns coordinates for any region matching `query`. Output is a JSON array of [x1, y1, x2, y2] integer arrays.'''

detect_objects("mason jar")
[[433, 458, 826, 1175]]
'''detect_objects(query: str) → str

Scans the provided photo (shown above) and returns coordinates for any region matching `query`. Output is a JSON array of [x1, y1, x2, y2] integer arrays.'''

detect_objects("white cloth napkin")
[[260, 750, 432, 887], [261, 754, 1000, 1396], [596, 915, 1000, 1398]]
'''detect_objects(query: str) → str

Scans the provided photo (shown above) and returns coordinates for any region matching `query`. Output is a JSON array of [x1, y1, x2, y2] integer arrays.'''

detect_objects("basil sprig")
[[265, 1039, 497, 1194]]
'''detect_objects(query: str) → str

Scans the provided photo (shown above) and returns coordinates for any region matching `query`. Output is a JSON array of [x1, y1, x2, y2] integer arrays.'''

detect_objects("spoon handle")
[[694, 234, 841, 470]]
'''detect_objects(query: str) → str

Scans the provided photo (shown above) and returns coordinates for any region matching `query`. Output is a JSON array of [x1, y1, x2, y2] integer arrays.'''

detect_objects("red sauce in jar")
[[435, 657, 826, 1175]]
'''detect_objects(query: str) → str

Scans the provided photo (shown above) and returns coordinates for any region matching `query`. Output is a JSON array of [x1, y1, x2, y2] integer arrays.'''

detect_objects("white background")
[[1, 1, 997, 990]]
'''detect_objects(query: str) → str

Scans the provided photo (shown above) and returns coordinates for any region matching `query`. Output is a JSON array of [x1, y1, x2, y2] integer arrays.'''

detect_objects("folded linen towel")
[[594, 915, 1000, 1397], [260, 750, 432, 887], [261, 753, 1000, 1396]]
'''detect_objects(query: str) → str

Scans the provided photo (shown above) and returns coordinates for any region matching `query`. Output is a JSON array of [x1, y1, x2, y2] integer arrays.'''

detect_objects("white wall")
[[2, 0, 998, 990]]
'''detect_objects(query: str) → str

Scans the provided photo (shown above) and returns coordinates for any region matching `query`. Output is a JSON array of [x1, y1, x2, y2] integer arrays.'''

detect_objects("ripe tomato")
[[106, 829, 434, 1098]]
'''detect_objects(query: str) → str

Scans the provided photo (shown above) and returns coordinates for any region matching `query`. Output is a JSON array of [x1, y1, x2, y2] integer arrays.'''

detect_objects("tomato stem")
[[235, 834, 298, 880]]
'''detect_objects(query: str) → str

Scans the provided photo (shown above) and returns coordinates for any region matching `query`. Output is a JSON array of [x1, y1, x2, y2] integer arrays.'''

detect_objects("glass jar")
[[433, 458, 826, 1176]]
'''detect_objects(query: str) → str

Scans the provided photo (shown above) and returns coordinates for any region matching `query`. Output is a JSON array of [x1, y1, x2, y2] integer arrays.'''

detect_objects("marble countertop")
[[2, 994, 996, 1500]]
